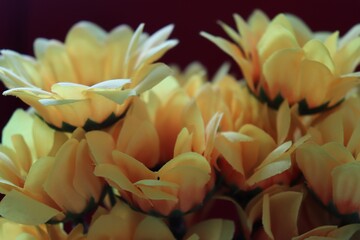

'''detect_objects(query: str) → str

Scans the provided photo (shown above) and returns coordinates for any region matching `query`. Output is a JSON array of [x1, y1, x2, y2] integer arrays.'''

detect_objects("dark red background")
[[1, 0, 359, 130]]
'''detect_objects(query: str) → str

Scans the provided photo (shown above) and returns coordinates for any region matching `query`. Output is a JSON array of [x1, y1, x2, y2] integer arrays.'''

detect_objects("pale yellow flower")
[[86, 94, 221, 216], [87, 201, 175, 240], [296, 96, 360, 217], [0, 21, 177, 131], [215, 102, 308, 191], [246, 184, 340, 240], [169, 62, 261, 132], [87, 200, 234, 240], [0, 109, 103, 225], [202, 10, 360, 113]]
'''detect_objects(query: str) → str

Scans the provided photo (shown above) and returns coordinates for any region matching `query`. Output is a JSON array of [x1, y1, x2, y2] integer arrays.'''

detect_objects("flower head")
[[87, 199, 235, 240], [0, 109, 104, 225], [215, 101, 308, 191], [296, 96, 360, 218], [0, 21, 178, 131], [86, 92, 221, 216], [202, 10, 360, 113]]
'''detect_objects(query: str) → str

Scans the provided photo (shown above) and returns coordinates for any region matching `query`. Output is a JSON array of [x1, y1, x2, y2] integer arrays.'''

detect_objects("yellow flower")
[[0, 109, 104, 225], [0, 21, 177, 131], [215, 102, 308, 191], [87, 201, 175, 240], [202, 10, 360, 113], [169, 62, 262, 132], [0, 218, 85, 240], [245, 184, 339, 240], [86, 95, 221, 216], [297, 96, 360, 217], [87, 200, 234, 240]]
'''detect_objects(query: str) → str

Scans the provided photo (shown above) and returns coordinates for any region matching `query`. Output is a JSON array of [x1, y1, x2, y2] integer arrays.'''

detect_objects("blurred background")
[[1, 0, 359, 129]]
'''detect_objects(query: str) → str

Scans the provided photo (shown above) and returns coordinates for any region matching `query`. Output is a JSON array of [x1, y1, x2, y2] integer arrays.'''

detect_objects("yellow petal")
[[173, 128, 193, 157], [332, 162, 360, 215], [86, 131, 115, 164], [103, 25, 133, 80], [285, 14, 312, 46], [276, 101, 291, 144], [65, 21, 106, 86], [36, 39, 78, 86], [300, 59, 334, 108], [296, 143, 338, 204], [73, 140, 103, 201], [200, 32, 245, 67], [262, 194, 274, 240], [258, 23, 299, 63], [267, 191, 303, 240], [183, 101, 205, 154], [44, 139, 86, 213], [134, 179, 178, 201], [0, 50, 40, 87], [303, 39, 336, 74], [2, 109, 35, 151], [262, 48, 303, 102], [11, 135, 32, 174], [133, 63, 173, 94], [204, 112, 223, 159], [0, 190, 61, 225], [94, 163, 145, 198], [246, 160, 291, 186], [324, 31, 339, 58], [336, 36, 360, 74], [123, 23, 145, 76]]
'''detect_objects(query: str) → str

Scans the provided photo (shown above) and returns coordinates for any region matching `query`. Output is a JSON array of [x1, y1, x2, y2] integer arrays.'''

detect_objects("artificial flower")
[[0, 21, 177, 131], [202, 10, 360, 113], [245, 184, 339, 240], [148, 80, 222, 165], [170, 62, 261, 132], [87, 200, 175, 240], [215, 101, 308, 191], [0, 109, 104, 225], [87, 200, 234, 240], [297, 96, 360, 218], [0, 109, 67, 224], [86, 94, 221, 216]]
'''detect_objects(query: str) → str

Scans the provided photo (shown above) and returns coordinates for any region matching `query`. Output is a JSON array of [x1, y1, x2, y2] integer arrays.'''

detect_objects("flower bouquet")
[[0, 9, 360, 240]]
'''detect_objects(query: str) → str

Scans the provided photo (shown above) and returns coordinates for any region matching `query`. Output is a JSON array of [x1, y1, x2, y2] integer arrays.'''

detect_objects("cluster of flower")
[[0, 9, 360, 240]]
